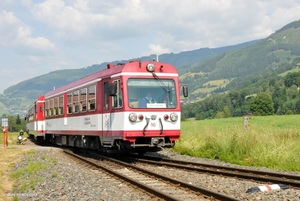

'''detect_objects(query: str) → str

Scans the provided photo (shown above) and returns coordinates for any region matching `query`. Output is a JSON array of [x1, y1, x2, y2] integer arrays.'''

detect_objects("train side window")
[[88, 85, 96, 111], [113, 79, 123, 108], [80, 88, 87, 112], [73, 90, 79, 113], [45, 100, 49, 117], [35, 103, 38, 119], [59, 95, 64, 115], [29, 105, 34, 120], [67, 92, 72, 114], [89, 100, 95, 110], [104, 82, 109, 110], [50, 98, 54, 116], [54, 97, 59, 116]]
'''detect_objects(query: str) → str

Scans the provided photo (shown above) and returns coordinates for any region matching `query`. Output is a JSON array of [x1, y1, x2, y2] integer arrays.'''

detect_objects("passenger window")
[[59, 96, 64, 115], [80, 88, 87, 112], [67, 92, 72, 114], [88, 85, 96, 111], [73, 90, 79, 113], [54, 97, 59, 116]]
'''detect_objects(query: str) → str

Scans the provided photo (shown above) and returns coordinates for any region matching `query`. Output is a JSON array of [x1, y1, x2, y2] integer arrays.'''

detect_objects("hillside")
[[1, 19, 300, 117], [181, 19, 300, 100], [0, 41, 256, 116]]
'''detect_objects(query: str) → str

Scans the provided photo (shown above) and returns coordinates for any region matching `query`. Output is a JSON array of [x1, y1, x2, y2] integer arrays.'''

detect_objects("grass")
[[9, 150, 58, 200], [203, 79, 230, 87], [0, 132, 58, 201], [10, 160, 47, 192], [174, 115, 300, 171], [1, 116, 300, 200], [0, 132, 28, 201], [278, 67, 300, 77]]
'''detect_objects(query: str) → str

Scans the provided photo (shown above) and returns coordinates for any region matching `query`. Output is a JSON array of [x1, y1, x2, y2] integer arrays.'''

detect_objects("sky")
[[0, 0, 300, 94]]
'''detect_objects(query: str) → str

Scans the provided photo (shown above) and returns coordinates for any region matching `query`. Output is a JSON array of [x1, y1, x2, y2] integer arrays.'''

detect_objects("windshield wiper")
[[151, 72, 170, 95]]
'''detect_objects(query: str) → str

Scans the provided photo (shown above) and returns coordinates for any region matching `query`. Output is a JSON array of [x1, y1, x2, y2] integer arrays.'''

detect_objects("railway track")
[[130, 154, 300, 189], [63, 149, 240, 201]]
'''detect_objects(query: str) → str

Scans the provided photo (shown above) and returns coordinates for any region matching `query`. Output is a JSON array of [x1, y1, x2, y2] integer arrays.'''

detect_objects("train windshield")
[[128, 78, 177, 108]]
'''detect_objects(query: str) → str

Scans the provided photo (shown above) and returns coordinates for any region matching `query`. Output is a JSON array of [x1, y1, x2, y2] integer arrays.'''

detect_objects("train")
[[26, 60, 188, 154]]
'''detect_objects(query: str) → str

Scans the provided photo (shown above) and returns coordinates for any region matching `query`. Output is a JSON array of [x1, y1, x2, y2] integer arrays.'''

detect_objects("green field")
[[1, 116, 300, 200], [174, 115, 300, 171]]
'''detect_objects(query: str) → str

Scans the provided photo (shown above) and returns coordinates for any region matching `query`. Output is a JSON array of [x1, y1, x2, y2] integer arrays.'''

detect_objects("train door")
[[38, 101, 45, 133], [102, 80, 112, 147], [34, 102, 38, 132]]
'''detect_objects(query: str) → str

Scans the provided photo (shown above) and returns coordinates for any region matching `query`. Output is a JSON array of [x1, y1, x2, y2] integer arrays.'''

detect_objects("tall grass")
[[174, 115, 300, 171]]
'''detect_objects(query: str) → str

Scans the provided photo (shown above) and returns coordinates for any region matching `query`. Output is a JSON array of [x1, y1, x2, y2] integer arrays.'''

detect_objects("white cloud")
[[148, 44, 170, 55], [0, 0, 300, 93], [15, 26, 56, 52], [0, 10, 20, 47], [0, 10, 55, 54]]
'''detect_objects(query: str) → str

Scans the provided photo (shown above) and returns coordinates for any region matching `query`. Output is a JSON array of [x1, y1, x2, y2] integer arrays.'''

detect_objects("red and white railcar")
[[26, 95, 45, 139], [26, 60, 188, 153]]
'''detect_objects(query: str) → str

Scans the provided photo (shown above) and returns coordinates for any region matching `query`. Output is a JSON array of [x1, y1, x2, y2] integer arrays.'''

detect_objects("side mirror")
[[182, 85, 188, 97]]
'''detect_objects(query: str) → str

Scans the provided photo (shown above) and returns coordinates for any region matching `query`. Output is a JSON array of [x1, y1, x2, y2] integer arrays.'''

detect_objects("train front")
[[118, 61, 188, 153]]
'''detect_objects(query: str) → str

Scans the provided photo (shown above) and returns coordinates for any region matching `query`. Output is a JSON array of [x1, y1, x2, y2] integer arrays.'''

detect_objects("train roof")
[[45, 60, 178, 98]]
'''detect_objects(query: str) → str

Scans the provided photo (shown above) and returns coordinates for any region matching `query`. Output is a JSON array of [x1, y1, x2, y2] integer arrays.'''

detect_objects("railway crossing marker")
[[246, 183, 289, 193]]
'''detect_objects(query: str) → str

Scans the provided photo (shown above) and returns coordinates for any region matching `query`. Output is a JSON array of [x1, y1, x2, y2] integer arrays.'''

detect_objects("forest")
[[181, 67, 300, 120]]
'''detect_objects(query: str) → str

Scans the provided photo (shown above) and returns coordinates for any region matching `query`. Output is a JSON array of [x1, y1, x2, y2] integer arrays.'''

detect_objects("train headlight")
[[146, 63, 155, 72], [170, 113, 178, 122], [129, 113, 137, 122]]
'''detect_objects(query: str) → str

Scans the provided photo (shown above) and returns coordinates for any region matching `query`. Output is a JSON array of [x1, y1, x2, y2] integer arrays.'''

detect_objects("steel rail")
[[134, 156, 300, 188], [63, 150, 181, 201], [85, 150, 241, 201]]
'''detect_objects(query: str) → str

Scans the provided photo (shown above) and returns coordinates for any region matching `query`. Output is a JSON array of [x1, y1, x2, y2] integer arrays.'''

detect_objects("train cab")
[[25, 95, 45, 141]]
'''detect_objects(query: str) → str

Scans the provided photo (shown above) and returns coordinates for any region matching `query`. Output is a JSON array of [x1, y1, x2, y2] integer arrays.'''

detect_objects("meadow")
[[174, 115, 300, 171], [1, 115, 300, 200]]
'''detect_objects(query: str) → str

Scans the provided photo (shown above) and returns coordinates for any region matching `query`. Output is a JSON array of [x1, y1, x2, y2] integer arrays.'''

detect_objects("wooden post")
[[2, 127, 8, 148], [243, 115, 249, 130]]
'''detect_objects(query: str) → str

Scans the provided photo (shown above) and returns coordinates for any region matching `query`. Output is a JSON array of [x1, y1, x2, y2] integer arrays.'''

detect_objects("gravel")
[[10, 146, 300, 201]]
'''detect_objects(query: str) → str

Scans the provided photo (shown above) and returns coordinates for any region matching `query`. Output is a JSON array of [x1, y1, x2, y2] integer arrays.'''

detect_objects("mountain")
[[181, 20, 300, 98], [1, 19, 300, 117], [0, 41, 256, 116]]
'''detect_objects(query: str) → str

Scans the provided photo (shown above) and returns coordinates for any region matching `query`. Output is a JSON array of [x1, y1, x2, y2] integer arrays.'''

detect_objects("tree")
[[295, 99, 300, 114], [223, 106, 231, 118], [16, 114, 21, 125], [284, 72, 300, 87], [1, 114, 26, 132], [250, 92, 274, 116]]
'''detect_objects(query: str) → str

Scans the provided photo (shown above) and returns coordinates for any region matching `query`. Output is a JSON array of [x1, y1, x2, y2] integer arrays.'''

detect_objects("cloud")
[[29, 0, 300, 52], [0, 10, 20, 47], [15, 26, 56, 54], [1, 0, 300, 94], [148, 44, 170, 55], [0, 10, 55, 55]]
